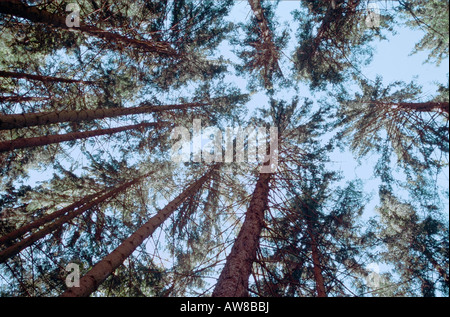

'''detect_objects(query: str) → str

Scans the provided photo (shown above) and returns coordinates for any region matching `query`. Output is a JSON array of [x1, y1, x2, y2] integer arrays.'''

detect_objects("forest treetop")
[[0, 0, 448, 297]]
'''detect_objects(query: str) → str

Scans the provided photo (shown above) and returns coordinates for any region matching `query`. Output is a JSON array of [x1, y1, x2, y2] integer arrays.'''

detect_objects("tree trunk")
[[212, 172, 272, 297], [308, 231, 327, 297], [371, 101, 449, 115], [304, 211, 327, 297], [0, 96, 48, 103], [0, 70, 94, 85], [0, 173, 152, 263], [0, 102, 207, 130], [0, 122, 166, 153], [0, 189, 108, 246], [0, 0, 177, 56], [60, 167, 217, 297], [396, 101, 449, 114], [248, 0, 274, 45], [247, 0, 282, 86]]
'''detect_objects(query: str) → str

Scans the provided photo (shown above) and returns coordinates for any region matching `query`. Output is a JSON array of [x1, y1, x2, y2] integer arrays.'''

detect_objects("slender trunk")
[[0, 70, 95, 85], [305, 213, 327, 297], [395, 101, 449, 114], [0, 173, 152, 264], [212, 172, 272, 297], [0, 96, 48, 103], [308, 232, 327, 297], [310, 243, 327, 297], [60, 167, 216, 297], [0, 189, 107, 246], [247, 0, 282, 85], [248, 0, 274, 45], [0, 0, 177, 56], [0, 102, 206, 130], [0, 122, 166, 153]]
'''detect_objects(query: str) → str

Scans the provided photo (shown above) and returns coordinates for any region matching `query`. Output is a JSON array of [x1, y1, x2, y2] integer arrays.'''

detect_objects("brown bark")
[[0, 173, 152, 263], [307, 227, 327, 297], [0, 102, 206, 130], [0, 190, 107, 246], [212, 172, 272, 297], [0, 70, 95, 85], [368, 101, 449, 116], [302, 201, 327, 297], [0, 122, 166, 153], [248, 0, 274, 46], [0, 0, 177, 56], [395, 102, 449, 114], [247, 0, 282, 86], [60, 167, 216, 297], [0, 96, 48, 103]]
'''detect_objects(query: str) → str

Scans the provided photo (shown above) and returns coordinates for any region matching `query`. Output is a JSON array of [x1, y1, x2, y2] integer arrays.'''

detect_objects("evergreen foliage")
[[0, 0, 448, 297]]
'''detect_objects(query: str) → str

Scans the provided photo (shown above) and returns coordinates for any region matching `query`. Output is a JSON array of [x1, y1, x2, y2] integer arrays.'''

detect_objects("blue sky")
[[24, 0, 449, 217]]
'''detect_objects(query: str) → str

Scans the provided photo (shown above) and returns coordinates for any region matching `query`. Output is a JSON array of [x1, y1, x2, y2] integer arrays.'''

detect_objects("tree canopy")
[[0, 0, 448, 298]]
